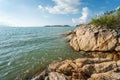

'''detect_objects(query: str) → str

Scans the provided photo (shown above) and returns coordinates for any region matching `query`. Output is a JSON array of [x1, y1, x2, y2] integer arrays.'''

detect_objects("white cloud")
[[38, 5, 44, 11], [116, 6, 120, 10], [72, 7, 89, 24], [38, 0, 80, 14]]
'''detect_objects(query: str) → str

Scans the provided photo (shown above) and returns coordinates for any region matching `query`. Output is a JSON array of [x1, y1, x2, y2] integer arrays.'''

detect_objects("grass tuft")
[[90, 8, 120, 29]]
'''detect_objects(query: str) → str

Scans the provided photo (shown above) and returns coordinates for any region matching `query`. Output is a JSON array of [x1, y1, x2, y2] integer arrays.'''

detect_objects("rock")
[[60, 30, 76, 42], [31, 58, 120, 80], [68, 24, 120, 52], [47, 72, 67, 80], [31, 71, 46, 80], [60, 30, 75, 37], [70, 37, 80, 51], [115, 33, 120, 51], [67, 33, 76, 42], [88, 68, 120, 80], [88, 52, 120, 61]]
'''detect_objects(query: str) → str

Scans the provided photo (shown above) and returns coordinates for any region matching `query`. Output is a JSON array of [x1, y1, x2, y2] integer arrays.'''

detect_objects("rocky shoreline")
[[32, 58, 120, 80], [67, 24, 120, 52], [31, 24, 120, 80]]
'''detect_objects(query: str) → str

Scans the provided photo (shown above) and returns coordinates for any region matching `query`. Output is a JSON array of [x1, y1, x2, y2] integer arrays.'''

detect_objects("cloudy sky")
[[0, 0, 120, 27]]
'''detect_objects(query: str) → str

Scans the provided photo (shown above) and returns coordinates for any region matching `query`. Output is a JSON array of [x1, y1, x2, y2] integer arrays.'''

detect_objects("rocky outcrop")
[[68, 24, 120, 52], [31, 58, 120, 80]]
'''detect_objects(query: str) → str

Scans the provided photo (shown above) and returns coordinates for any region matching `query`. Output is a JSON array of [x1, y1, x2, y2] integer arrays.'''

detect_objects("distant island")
[[44, 25, 71, 27]]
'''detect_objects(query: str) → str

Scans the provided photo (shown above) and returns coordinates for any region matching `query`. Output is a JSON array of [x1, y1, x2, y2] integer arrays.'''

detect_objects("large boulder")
[[68, 24, 120, 51], [31, 58, 120, 80]]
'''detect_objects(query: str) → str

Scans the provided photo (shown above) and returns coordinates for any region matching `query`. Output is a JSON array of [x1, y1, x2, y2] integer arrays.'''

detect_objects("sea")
[[0, 26, 84, 80]]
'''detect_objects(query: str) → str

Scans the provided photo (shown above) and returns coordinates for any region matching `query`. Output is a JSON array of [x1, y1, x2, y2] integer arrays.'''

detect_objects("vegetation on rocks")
[[90, 7, 120, 29]]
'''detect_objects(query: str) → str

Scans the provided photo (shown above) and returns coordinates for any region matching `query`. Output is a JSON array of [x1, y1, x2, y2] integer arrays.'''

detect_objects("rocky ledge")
[[67, 24, 120, 52], [32, 58, 120, 80]]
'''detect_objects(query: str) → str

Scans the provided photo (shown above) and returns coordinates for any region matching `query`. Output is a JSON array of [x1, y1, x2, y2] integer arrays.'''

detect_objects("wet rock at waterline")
[[31, 58, 120, 80], [67, 24, 120, 52]]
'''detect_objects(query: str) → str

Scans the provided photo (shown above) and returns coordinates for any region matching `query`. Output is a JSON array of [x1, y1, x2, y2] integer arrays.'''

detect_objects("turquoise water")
[[0, 26, 83, 80]]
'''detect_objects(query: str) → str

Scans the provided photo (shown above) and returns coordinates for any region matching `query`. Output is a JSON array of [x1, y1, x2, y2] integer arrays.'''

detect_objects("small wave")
[[0, 27, 76, 80]]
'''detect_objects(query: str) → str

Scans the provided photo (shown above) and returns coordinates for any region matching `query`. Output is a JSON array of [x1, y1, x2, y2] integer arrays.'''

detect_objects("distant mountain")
[[44, 25, 71, 27]]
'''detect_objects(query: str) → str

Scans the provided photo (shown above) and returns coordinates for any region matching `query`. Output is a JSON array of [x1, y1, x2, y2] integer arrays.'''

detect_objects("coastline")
[[31, 24, 120, 80]]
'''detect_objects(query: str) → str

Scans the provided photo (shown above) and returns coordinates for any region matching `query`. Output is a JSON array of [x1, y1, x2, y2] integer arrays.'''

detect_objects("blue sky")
[[0, 0, 120, 27]]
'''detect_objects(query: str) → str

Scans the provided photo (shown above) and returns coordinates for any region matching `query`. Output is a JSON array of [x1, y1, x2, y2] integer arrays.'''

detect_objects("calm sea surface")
[[0, 26, 83, 80]]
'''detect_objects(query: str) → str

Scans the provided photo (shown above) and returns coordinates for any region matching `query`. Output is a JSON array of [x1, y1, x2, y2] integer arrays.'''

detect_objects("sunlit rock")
[[31, 58, 120, 80], [68, 24, 120, 51]]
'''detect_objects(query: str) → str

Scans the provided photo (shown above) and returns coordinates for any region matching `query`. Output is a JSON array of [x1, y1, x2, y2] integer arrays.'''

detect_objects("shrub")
[[90, 8, 120, 29]]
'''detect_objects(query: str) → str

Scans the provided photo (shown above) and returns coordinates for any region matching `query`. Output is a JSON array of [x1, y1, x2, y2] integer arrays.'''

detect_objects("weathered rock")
[[47, 72, 67, 80], [88, 52, 120, 61], [31, 58, 120, 80], [61, 30, 76, 42], [70, 37, 80, 51], [68, 24, 120, 52]]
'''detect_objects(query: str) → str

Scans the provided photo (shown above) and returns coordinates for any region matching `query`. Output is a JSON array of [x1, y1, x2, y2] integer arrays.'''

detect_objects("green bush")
[[90, 8, 120, 29]]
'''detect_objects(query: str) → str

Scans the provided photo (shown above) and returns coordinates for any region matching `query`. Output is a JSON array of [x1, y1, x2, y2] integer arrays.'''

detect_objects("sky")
[[0, 0, 120, 27]]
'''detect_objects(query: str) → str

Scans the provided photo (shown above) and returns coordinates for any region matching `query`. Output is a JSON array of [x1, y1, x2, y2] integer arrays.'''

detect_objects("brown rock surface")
[[68, 24, 120, 52], [87, 52, 120, 61], [31, 58, 120, 80]]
